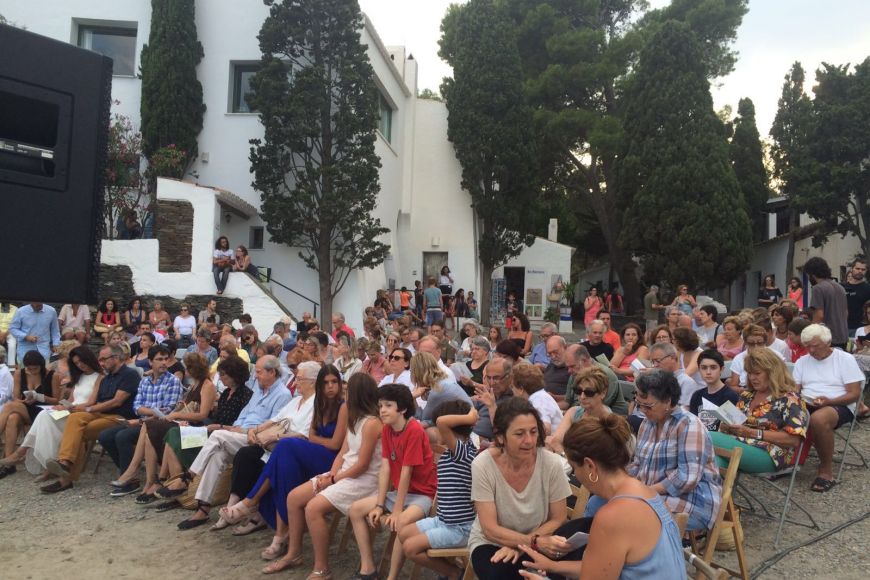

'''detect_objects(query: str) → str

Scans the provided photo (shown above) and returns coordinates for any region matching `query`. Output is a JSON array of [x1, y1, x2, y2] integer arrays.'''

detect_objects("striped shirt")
[[436, 438, 477, 525], [628, 409, 721, 530]]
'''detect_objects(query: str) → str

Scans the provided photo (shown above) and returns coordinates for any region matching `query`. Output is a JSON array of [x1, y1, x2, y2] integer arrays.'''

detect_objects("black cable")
[[749, 510, 870, 578]]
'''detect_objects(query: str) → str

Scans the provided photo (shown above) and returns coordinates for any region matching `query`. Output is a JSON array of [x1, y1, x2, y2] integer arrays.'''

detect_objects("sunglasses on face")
[[388, 355, 407, 362], [578, 389, 600, 398]]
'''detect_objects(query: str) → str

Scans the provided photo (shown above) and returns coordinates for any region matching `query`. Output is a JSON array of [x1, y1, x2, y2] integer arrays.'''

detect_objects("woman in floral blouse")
[[711, 348, 808, 473]]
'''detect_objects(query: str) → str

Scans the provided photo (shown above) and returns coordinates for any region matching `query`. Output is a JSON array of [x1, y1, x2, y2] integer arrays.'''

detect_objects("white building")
[[4, 1, 571, 333]]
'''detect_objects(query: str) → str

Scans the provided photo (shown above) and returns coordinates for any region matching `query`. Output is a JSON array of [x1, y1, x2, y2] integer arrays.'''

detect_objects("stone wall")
[[98, 265, 243, 323], [156, 199, 194, 272]]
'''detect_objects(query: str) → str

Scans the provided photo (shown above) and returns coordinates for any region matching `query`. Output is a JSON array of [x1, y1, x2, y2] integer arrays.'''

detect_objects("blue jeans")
[[425, 309, 443, 326], [98, 424, 141, 474], [213, 265, 230, 292]]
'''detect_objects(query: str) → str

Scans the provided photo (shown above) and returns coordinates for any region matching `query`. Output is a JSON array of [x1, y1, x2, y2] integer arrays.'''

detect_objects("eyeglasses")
[[181, 308, 188, 312], [388, 355, 407, 361], [650, 354, 674, 366], [484, 374, 505, 382], [635, 396, 657, 411], [746, 340, 765, 347], [578, 388, 600, 398], [98, 355, 117, 362]]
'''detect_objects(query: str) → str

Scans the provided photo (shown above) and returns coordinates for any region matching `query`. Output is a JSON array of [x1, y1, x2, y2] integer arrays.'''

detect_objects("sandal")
[[262, 553, 303, 574], [811, 477, 836, 492], [260, 535, 289, 561], [232, 518, 267, 536], [219, 500, 256, 524], [306, 570, 333, 580], [210, 515, 231, 531]]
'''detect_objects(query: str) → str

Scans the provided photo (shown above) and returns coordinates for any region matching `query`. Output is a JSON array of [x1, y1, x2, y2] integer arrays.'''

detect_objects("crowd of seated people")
[[0, 271, 866, 579]]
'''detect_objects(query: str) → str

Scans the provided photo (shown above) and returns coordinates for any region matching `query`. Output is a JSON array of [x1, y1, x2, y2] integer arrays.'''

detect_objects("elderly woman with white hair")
[[411, 352, 472, 427], [794, 323, 864, 492], [457, 320, 484, 362], [456, 336, 490, 395]]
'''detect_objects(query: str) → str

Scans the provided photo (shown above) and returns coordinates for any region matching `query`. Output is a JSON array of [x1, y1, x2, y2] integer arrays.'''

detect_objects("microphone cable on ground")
[[749, 510, 870, 578]]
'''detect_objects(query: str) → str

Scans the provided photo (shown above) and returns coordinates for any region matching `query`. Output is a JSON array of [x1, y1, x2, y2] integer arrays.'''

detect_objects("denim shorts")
[[385, 490, 433, 515], [416, 516, 473, 549]]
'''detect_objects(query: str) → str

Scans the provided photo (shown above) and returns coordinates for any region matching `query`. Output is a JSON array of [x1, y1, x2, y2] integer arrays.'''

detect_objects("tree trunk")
[[317, 231, 333, 328], [785, 207, 799, 285], [479, 263, 494, 326]]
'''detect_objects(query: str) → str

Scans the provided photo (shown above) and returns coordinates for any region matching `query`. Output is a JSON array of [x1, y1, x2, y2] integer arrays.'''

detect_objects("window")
[[77, 25, 137, 76], [249, 226, 264, 250], [378, 92, 393, 142], [231, 64, 260, 113]]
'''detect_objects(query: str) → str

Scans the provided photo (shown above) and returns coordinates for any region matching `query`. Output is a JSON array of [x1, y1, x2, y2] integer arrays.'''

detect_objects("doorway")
[[504, 266, 525, 310], [422, 252, 449, 284]]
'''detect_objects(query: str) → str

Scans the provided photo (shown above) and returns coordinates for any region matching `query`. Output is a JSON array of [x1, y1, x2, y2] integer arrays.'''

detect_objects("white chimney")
[[548, 218, 558, 242]]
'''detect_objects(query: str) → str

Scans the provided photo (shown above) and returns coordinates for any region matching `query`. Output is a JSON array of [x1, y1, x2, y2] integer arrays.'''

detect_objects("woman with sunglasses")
[[378, 348, 413, 389], [626, 370, 721, 532], [173, 303, 196, 349], [547, 366, 613, 454]]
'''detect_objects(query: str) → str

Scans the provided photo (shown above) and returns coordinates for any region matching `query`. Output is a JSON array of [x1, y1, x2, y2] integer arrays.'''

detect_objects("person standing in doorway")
[[438, 266, 455, 311]]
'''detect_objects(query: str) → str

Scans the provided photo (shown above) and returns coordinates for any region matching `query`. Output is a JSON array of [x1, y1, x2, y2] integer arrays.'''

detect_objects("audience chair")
[[684, 548, 730, 580], [833, 380, 868, 480], [673, 512, 689, 537], [618, 380, 636, 402], [691, 446, 748, 580], [733, 436, 817, 548], [567, 482, 590, 520]]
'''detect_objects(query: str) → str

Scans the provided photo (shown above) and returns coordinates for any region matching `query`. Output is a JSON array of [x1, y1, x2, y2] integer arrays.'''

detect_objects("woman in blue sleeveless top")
[[517, 415, 686, 580]]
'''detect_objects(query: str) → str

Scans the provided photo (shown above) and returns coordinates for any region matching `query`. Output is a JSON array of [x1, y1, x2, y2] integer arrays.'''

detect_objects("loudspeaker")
[[0, 24, 112, 304]]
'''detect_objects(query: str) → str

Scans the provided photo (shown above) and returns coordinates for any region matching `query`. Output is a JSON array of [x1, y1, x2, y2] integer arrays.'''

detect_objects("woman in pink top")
[[610, 323, 648, 382], [584, 287, 603, 327], [787, 277, 804, 310], [716, 316, 745, 361]]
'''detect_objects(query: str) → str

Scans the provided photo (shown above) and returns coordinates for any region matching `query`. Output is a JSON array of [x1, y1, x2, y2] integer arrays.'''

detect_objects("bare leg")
[[162, 443, 185, 479], [282, 482, 317, 560], [385, 506, 426, 580], [305, 495, 338, 572], [349, 496, 379, 575], [4, 413, 26, 458], [237, 477, 272, 510], [142, 433, 161, 494], [0, 401, 29, 444], [117, 425, 148, 483], [810, 408, 839, 481]]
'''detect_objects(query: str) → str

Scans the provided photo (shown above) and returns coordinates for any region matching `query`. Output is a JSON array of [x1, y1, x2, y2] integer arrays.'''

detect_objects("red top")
[[788, 339, 807, 363], [331, 324, 356, 340], [382, 418, 437, 498], [98, 311, 119, 326]]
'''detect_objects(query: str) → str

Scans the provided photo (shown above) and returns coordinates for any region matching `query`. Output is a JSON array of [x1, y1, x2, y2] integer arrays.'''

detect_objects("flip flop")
[[262, 554, 303, 574], [811, 477, 836, 492]]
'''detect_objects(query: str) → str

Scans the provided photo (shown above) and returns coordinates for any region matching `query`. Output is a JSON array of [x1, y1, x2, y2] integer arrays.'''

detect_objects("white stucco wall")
[[495, 237, 575, 320], [100, 179, 288, 337]]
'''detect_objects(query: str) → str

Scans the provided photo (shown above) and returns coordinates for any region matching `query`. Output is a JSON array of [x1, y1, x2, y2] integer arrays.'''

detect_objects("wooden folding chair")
[[567, 482, 590, 520], [684, 547, 729, 580], [690, 446, 749, 580], [424, 548, 474, 580]]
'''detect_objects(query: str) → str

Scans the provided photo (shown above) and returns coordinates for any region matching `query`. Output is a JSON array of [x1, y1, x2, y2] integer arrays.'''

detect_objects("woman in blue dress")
[[229, 364, 348, 565]]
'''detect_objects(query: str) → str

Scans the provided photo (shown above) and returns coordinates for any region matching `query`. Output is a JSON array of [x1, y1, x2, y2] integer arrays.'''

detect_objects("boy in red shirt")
[[348, 384, 437, 580]]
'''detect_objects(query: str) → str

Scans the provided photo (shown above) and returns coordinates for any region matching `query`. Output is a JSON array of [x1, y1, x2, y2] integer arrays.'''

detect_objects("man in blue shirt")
[[423, 277, 445, 327], [102, 346, 184, 496], [171, 355, 293, 529], [8, 303, 61, 364], [42, 345, 140, 493], [528, 322, 557, 368]]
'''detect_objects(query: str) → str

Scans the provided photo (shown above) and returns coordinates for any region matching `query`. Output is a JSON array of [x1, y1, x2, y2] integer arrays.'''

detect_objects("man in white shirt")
[[0, 345, 13, 406], [794, 324, 864, 492]]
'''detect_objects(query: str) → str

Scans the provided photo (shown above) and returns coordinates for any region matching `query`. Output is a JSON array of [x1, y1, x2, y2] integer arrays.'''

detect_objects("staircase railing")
[[255, 266, 320, 320]]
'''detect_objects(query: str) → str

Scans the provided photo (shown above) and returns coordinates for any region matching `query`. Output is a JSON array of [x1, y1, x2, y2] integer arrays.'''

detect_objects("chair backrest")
[[567, 482, 590, 520], [673, 512, 689, 537], [618, 380, 636, 401], [684, 548, 729, 579], [712, 446, 742, 516]]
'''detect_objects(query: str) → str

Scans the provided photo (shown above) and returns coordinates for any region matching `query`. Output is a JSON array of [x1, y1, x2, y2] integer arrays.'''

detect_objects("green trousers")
[[709, 431, 777, 473]]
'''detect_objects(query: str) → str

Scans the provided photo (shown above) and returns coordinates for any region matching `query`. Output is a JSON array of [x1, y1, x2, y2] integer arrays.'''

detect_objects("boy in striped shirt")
[[398, 400, 478, 580]]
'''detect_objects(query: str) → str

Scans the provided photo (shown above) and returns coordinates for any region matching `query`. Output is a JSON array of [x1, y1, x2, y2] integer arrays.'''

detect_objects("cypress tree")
[[730, 98, 771, 242], [139, 0, 205, 162], [619, 21, 752, 289]]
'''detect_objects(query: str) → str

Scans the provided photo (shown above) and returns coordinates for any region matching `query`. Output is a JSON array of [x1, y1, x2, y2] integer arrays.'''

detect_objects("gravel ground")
[[0, 420, 867, 579]]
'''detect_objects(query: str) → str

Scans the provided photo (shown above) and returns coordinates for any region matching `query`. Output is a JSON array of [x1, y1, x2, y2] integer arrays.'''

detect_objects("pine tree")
[[619, 21, 752, 289], [249, 0, 389, 326], [439, 0, 539, 324], [730, 98, 771, 242]]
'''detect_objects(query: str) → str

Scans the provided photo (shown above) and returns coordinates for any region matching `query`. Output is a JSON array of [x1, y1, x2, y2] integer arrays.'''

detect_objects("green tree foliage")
[[799, 58, 870, 259], [438, 0, 539, 324], [501, 0, 747, 312], [417, 88, 443, 101], [619, 22, 752, 289], [139, 0, 205, 163], [250, 0, 389, 325], [770, 62, 815, 275], [730, 98, 771, 242]]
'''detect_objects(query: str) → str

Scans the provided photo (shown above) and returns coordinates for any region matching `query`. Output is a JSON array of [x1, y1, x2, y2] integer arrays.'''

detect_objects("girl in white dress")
[[0, 346, 103, 476]]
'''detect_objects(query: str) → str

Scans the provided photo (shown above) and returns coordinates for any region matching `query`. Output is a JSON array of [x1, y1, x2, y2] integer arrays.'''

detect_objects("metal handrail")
[[256, 266, 319, 319]]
